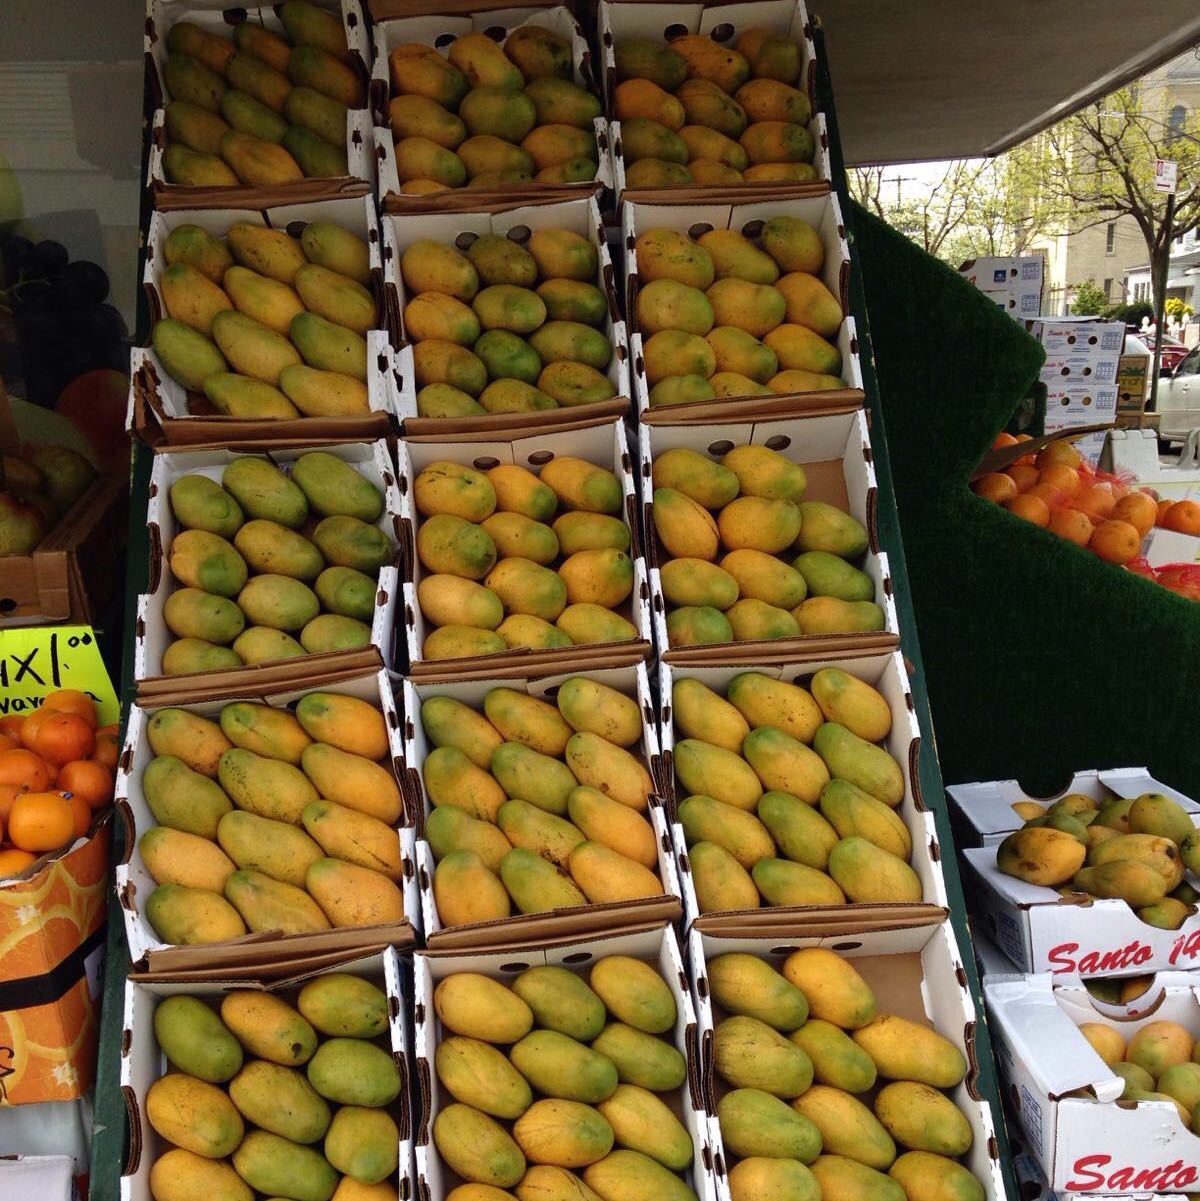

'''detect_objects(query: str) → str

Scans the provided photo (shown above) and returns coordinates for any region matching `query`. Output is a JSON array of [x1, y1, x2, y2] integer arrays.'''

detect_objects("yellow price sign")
[[0, 626, 119, 726]]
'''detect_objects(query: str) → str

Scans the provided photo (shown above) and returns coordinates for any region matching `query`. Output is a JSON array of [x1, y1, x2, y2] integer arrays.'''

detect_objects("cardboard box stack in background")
[[959, 255, 1044, 319]]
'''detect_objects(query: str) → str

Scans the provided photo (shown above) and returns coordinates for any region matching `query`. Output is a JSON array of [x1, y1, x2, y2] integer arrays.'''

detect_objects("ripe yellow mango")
[[569, 842, 663, 903], [793, 1086, 896, 1170], [791, 1019, 877, 1093], [852, 1014, 967, 1088], [783, 948, 876, 1028], [435, 851, 511, 926]]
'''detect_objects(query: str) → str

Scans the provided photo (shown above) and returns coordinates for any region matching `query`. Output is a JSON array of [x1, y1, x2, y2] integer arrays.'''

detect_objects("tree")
[[1071, 278, 1108, 315], [1166, 297, 1194, 321]]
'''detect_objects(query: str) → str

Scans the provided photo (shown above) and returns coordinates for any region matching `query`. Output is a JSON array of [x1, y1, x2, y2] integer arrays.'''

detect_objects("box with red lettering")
[[984, 971, 1200, 1196]]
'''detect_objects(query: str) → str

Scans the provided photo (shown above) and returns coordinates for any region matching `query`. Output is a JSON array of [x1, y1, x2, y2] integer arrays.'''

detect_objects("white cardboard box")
[[402, 661, 683, 946], [1144, 526, 1200, 567], [0, 1157, 78, 1201], [621, 193, 862, 417], [1031, 320, 1126, 358], [382, 195, 630, 422], [135, 440, 402, 694], [144, 0, 375, 198], [413, 924, 716, 1201], [1040, 356, 1119, 386], [114, 668, 420, 971], [986, 972, 1200, 1195], [370, 5, 612, 210], [130, 195, 401, 440], [689, 919, 1007, 1201], [960, 255, 1044, 289], [946, 767, 1198, 848], [660, 651, 951, 930], [1044, 384, 1119, 431], [638, 411, 900, 655], [397, 417, 653, 674], [118, 948, 412, 1201]]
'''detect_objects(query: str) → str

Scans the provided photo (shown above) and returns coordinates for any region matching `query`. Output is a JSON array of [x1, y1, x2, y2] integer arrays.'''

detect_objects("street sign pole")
[[1150, 160, 1178, 412]]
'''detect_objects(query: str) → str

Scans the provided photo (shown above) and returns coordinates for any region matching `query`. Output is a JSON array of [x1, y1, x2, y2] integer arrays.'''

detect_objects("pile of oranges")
[[0, 690, 117, 879], [973, 435, 1180, 568]]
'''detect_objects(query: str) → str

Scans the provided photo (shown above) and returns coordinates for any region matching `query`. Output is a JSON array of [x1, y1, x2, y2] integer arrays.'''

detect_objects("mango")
[[229, 629, 304, 669], [152, 318, 229, 390], [1127, 1020, 1196, 1076], [643, 330, 716, 385], [658, 559, 735, 612], [229, 1058, 330, 1144], [819, 779, 911, 861], [672, 679, 749, 754], [458, 136, 534, 180], [783, 949, 875, 1029], [679, 795, 771, 869], [729, 1159, 819, 1201], [221, 127, 306, 185], [744, 726, 830, 804], [153, 996, 242, 1087], [301, 608, 371, 649], [220, 459, 303, 529], [1088, 833, 1183, 890], [754, 857, 845, 906], [149, 1151, 251, 1201], [140, 826, 235, 893], [435, 1103, 526, 1188], [997, 826, 1086, 886], [705, 327, 778, 383], [167, 22, 235, 75], [654, 487, 719, 560], [203, 372, 300, 419], [434, 973, 533, 1044], [888, 1152, 984, 1201], [286, 86, 349, 147], [587, 957, 672, 1034], [704, 280, 785, 341], [791, 1020, 877, 1094], [829, 837, 920, 903], [164, 52, 226, 112], [420, 575, 504, 632], [707, 953, 809, 1030], [455, 84, 535, 140], [324, 1106, 399, 1185], [570, 842, 663, 903], [479, 379, 556, 414], [146, 1071, 244, 1158], [810, 1156, 904, 1201], [170, 474, 243, 540], [614, 78, 683, 130], [303, 743, 403, 825], [418, 383, 486, 417], [499, 801, 584, 869], [501, 847, 587, 913], [304, 1035, 402, 1109], [590, 1023, 684, 1091], [426, 746, 507, 822], [146, 884, 247, 945], [438, 1035, 534, 1119], [435, 851, 511, 926], [755, 790, 835, 869], [162, 144, 239, 186], [719, 1089, 821, 1165], [689, 841, 758, 912], [523, 125, 596, 171], [514, 1098, 613, 1169], [511, 1029, 618, 1105], [162, 588, 243, 645], [426, 809, 510, 875], [161, 262, 232, 337], [766, 325, 841, 378], [793, 1086, 895, 1171], [231, 1131, 337, 1201], [813, 722, 904, 808], [873, 1082, 972, 1157], [534, 457, 618, 516], [147, 710, 230, 780], [795, 597, 885, 636], [1129, 792, 1195, 843], [614, 37, 688, 88], [302, 798, 402, 880], [217, 811, 322, 889], [697, 230, 778, 285], [852, 1014, 966, 1088], [568, 787, 657, 869], [164, 224, 232, 283], [634, 230, 714, 290], [287, 44, 361, 109], [280, 0, 348, 57], [225, 868, 330, 934], [715, 1014, 813, 1096], [557, 604, 638, 644], [596, 1084, 691, 1170], [143, 754, 233, 838], [675, 738, 762, 810], [421, 696, 503, 770], [625, 159, 692, 188], [162, 638, 243, 675], [810, 670, 891, 742], [1073, 860, 1168, 906], [390, 44, 470, 111], [234, 573, 318, 631], [513, 966, 606, 1042]]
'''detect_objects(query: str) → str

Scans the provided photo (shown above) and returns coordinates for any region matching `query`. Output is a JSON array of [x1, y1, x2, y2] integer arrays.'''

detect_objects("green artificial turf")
[[853, 203, 1200, 797]]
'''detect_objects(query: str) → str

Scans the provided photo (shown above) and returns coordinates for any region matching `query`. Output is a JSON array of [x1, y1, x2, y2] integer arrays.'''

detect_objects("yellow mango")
[[225, 868, 331, 934], [140, 827, 235, 892], [569, 786, 658, 869], [149, 1151, 252, 1201], [435, 850, 512, 926], [302, 799, 403, 880], [654, 487, 719, 560], [783, 948, 876, 1028], [793, 1085, 896, 1170], [852, 1014, 967, 1088], [673, 677, 750, 753], [689, 841, 759, 912], [565, 732, 653, 812], [888, 1152, 985, 1201]]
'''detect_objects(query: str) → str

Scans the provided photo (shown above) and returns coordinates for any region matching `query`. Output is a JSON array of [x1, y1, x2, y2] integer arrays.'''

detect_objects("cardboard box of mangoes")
[[120, 947, 413, 1201], [639, 411, 901, 659], [144, 0, 377, 208], [986, 970, 1200, 1195], [688, 918, 1008, 1201], [0, 387, 128, 625], [369, 4, 613, 212], [952, 771, 1200, 978], [114, 669, 419, 973], [601, 0, 831, 200], [622, 193, 863, 421], [131, 196, 400, 446], [403, 660, 684, 949], [412, 922, 718, 1201]]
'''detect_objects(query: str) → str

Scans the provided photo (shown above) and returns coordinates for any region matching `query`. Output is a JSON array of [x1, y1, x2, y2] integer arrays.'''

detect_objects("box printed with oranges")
[[0, 687, 118, 1105]]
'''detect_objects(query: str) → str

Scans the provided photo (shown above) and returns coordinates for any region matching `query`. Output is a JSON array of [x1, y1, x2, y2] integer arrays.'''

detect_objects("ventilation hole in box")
[[376, 354, 387, 372], [562, 951, 593, 964], [483, 26, 505, 41], [472, 456, 501, 471], [602, 29, 612, 46], [769, 945, 800, 956], [527, 450, 554, 466], [507, 224, 531, 244], [285, 220, 307, 239], [955, 966, 968, 988], [455, 231, 478, 252], [740, 219, 765, 239], [706, 439, 735, 456], [664, 22, 689, 40], [710, 21, 735, 42], [388, 995, 400, 1020], [763, 434, 791, 451], [635, 354, 644, 375], [0, 599, 16, 615], [434, 33, 456, 49], [687, 222, 715, 240], [616, 344, 627, 362], [352, 129, 362, 148], [499, 960, 533, 973], [701, 1146, 713, 1170], [830, 941, 863, 951], [121, 1029, 131, 1056], [227, 8, 247, 24], [543, 685, 560, 699], [404, 719, 415, 739]]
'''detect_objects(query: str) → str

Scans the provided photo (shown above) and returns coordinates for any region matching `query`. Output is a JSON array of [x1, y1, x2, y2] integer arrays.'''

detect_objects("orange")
[[1090, 520, 1142, 565], [41, 690, 97, 729], [0, 734, 16, 754], [1163, 500, 1200, 535], [0, 716, 23, 740], [1025, 482, 1067, 509], [1075, 482, 1116, 521], [1004, 495, 1050, 526], [1048, 508, 1094, 547], [32, 713, 94, 769], [0, 849, 36, 879], [66, 792, 90, 839], [0, 749, 52, 793], [7, 792, 75, 854], [1013, 434, 1037, 466], [91, 730, 119, 773], [1038, 464, 1082, 499], [973, 473, 1017, 504], [1111, 492, 1157, 537], [1037, 442, 1083, 470], [1007, 464, 1039, 492], [18, 709, 52, 751], [1157, 499, 1175, 527], [992, 432, 1019, 449], [57, 761, 113, 810], [0, 785, 19, 825]]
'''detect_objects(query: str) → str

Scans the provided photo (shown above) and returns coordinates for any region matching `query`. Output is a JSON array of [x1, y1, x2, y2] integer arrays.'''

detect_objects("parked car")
[[1152, 345, 1200, 444], [1139, 330, 1189, 374]]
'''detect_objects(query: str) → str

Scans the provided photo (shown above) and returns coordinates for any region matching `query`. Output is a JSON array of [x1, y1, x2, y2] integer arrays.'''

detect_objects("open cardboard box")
[[688, 918, 1007, 1201], [398, 417, 654, 678], [0, 387, 129, 626], [369, 4, 612, 214], [144, 0, 376, 209], [639, 411, 901, 661], [130, 195, 402, 446], [622, 193, 864, 421], [947, 767, 1198, 849], [985, 971, 1200, 1195], [119, 947, 413, 1201], [403, 660, 684, 947], [382, 195, 631, 429], [414, 922, 716, 1201], [660, 652, 951, 933], [599, 0, 831, 200], [134, 439, 403, 704], [114, 668, 419, 972]]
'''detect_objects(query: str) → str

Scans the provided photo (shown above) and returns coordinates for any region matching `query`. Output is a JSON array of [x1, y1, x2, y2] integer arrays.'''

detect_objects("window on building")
[[1168, 105, 1188, 145], [1104, 278, 1113, 299], [1106, 223, 1116, 254]]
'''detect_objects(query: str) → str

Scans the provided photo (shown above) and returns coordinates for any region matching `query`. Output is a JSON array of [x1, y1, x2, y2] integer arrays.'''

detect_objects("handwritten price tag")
[[0, 626, 119, 726]]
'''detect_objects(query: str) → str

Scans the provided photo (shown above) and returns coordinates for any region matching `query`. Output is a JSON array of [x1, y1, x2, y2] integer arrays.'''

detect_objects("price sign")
[[1156, 159, 1178, 194], [0, 626, 119, 725]]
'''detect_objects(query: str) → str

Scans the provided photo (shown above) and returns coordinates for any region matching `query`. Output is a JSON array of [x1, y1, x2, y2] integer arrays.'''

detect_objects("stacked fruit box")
[[103, 2, 1018, 1199]]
